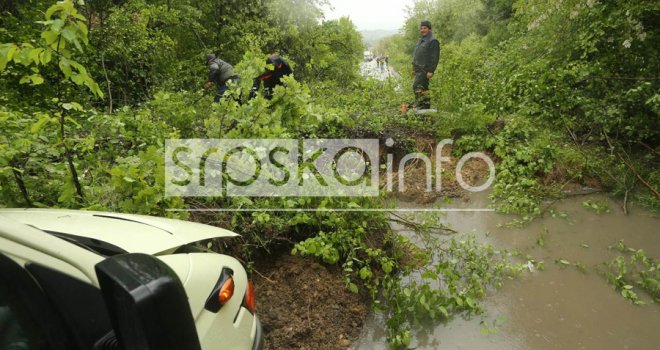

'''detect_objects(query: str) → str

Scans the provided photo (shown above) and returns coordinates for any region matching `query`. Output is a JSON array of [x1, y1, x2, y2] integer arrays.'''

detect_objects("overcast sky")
[[322, 0, 416, 31]]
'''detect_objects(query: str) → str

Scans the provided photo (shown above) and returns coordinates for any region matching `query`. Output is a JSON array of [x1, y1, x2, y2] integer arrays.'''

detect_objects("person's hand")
[[206, 81, 213, 89], [427, 72, 434, 78]]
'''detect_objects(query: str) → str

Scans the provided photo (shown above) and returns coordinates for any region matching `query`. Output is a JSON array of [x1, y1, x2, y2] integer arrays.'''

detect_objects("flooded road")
[[353, 194, 660, 349], [360, 60, 398, 81]]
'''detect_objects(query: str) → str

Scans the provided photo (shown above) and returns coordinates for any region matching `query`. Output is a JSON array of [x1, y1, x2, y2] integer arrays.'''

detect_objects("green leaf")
[[28, 74, 44, 85], [51, 19, 65, 32], [72, 12, 87, 22], [438, 306, 449, 318], [49, 37, 65, 51], [73, 38, 83, 52], [71, 102, 83, 111], [39, 49, 52, 65], [421, 271, 438, 279], [91, 82, 104, 98], [0, 44, 19, 71], [27, 48, 43, 64], [45, 3, 62, 20], [71, 74, 84, 85], [31, 116, 52, 133], [18, 74, 44, 85], [41, 30, 59, 46], [58, 58, 73, 77], [76, 21, 89, 44], [466, 297, 475, 308], [536, 235, 545, 247], [61, 27, 81, 51], [64, 116, 81, 128], [382, 261, 393, 273], [359, 267, 372, 280]]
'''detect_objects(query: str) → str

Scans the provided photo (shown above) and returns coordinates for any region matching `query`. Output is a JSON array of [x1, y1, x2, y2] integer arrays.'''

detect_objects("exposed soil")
[[543, 163, 604, 192], [387, 136, 493, 204], [252, 254, 370, 350]]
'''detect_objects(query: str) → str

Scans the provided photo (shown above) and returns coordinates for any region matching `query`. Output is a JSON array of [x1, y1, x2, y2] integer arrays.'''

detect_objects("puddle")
[[353, 193, 660, 349]]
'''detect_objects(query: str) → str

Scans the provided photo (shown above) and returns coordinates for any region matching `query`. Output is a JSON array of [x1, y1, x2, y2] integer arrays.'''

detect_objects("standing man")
[[206, 53, 239, 102], [412, 20, 440, 110], [249, 51, 292, 100]]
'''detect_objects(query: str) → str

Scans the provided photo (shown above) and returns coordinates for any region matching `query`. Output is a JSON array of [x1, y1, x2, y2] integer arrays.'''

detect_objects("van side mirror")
[[95, 253, 201, 350]]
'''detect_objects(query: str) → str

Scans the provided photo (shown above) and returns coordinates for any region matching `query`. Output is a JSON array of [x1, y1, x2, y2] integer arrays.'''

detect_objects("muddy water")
[[352, 194, 660, 349]]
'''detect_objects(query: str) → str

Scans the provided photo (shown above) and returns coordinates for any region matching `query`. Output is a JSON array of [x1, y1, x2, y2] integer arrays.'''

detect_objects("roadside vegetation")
[[378, 0, 659, 218], [0, 0, 657, 349]]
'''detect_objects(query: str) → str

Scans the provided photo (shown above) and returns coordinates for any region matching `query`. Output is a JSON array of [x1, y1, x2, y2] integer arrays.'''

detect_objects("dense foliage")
[[379, 0, 659, 215], [0, 0, 363, 208]]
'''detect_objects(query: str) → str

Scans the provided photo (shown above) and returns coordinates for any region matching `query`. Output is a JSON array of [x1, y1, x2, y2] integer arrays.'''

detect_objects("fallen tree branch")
[[618, 153, 660, 198], [637, 141, 660, 157], [388, 212, 458, 234], [565, 125, 580, 147], [252, 268, 275, 284], [603, 131, 660, 198], [561, 189, 603, 197]]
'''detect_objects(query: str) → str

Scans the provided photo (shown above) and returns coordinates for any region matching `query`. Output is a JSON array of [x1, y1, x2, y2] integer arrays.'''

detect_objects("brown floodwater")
[[352, 193, 660, 350]]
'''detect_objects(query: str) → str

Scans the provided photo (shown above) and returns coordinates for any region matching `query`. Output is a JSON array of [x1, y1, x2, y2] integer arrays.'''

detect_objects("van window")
[[0, 283, 37, 350]]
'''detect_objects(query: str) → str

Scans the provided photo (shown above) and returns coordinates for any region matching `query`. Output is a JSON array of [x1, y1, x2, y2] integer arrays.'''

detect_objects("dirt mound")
[[386, 137, 493, 203], [253, 255, 369, 350]]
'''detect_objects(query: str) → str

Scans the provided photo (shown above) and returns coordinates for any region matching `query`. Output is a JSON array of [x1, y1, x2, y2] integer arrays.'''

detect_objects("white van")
[[0, 208, 264, 350]]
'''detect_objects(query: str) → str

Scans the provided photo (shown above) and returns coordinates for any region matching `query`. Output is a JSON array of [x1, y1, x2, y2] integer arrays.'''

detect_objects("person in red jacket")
[[249, 51, 292, 100]]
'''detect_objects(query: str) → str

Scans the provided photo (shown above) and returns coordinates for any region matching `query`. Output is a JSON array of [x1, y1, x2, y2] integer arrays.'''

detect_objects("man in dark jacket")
[[206, 53, 239, 102], [412, 20, 440, 110], [249, 51, 292, 100]]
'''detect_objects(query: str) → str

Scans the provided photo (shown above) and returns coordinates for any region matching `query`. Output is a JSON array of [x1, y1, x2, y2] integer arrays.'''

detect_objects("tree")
[[1, 0, 102, 205]]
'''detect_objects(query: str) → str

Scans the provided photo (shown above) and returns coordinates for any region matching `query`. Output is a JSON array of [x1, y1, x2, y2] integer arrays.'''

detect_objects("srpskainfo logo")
[[165, 138, 495, 198], [165, 139, 379, 197]]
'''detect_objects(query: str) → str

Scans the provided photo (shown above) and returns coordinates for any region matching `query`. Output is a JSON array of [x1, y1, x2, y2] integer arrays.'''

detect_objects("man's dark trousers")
[[413, 71, 431, 109]]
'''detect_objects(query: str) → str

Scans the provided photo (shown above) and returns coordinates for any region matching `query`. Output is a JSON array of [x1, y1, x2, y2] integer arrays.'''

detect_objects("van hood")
[[0, 209, 237, 255]]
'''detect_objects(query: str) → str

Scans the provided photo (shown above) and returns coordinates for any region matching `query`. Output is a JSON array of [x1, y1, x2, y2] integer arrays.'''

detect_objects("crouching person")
[[206, 53, 239, 103]]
